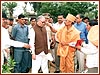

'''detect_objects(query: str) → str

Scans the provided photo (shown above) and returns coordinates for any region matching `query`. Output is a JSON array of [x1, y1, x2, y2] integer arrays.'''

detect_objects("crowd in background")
[[2, 12, 98, 73]]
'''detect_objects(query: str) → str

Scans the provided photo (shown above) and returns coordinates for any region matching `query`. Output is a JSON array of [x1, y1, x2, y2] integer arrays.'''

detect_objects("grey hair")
[[37, 15, 45, 21]]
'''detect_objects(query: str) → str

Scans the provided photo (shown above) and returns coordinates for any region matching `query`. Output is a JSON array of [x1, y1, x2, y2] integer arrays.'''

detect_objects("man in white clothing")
[[31, 15, 52, 73], [46, 15, 65, 73], [28, 17, 36, 29], [75, 21, 98, 73]]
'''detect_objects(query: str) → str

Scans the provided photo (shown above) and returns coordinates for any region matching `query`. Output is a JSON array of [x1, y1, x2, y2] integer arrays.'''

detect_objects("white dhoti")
[[32, 51, 49, 73]]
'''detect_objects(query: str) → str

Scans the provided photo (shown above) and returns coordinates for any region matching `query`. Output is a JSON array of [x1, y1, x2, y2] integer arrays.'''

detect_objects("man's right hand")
[[46, 22, 52, 27], [23, 44, 31, 49]]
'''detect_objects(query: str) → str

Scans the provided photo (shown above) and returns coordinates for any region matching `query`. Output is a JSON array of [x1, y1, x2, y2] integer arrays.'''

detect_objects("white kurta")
[[81, 41, 98, 68], [29, 26, 52, 73], [28, 26, 35, 54], [1, 27, 25, 66], [53, 22, 65, 31]]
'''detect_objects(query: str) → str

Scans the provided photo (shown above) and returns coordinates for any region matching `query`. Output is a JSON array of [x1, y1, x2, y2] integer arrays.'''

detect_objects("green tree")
[[30, 2, 42, 12], [2, 2, 17, 18], [29, 2, 98, 22], [84, 2, 98, 20], [23, 2, 30, 17]]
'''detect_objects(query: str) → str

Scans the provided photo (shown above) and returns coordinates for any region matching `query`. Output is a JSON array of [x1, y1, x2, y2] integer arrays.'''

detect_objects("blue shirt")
[[12, 23, 29, 44], [74, 22, 88, 44]]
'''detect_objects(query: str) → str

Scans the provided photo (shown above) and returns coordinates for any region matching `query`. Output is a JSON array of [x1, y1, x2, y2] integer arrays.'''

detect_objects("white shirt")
[[1, 27, 25, 50], [45, 25, 52, 40], [45, 25, 51, 50], [53, 22, 65, 31], [1, 27, 26, 64], [28, 26, 35, 54], [81, 41, 99, 68], [28, 24, 33, 30]]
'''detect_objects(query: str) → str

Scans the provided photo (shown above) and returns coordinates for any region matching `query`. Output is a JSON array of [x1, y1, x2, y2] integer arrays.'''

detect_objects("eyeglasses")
[[40, 20, 45, 24]]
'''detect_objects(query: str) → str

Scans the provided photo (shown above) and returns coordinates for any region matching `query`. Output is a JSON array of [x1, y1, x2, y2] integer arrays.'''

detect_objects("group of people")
[[1, 12, 98, 73]]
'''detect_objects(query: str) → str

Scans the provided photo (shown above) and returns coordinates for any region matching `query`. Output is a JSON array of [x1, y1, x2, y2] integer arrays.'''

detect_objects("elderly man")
[[55, 14, 80, 73], [31, 15, 51, 73]]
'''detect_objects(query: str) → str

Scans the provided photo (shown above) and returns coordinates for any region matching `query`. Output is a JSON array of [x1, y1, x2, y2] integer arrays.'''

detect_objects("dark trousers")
[[10, 46, 14, 59], [55, 43, 60, 71], [14, 48, 29, 73], [27, 51, 32, 69]]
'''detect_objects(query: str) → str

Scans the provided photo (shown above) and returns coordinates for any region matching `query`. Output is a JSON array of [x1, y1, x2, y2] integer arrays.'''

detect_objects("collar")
[[76, 22, 82, 25], [18, 23, 26, 28], [65, 25, 74, 32]]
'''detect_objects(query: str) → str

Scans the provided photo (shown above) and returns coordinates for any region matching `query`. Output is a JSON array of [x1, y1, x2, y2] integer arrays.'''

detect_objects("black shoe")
[[38, 69, 43, 73], [26, 68, 30, 73], [54, 70, 60, 73]]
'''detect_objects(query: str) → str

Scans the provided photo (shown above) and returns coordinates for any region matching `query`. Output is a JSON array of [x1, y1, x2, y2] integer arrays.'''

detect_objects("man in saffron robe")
[[55, 14, 80, 73]]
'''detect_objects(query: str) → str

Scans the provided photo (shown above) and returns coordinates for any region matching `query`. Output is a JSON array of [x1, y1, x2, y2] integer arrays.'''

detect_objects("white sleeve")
[[28, 28, 35, 54], [55, 32, 59, 42], [47, 32, 50, 50], [9, 40, 25, 47], [3, 29, 25, 48], [81, 42, 98, 55], [53, 23, 58, 30]]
